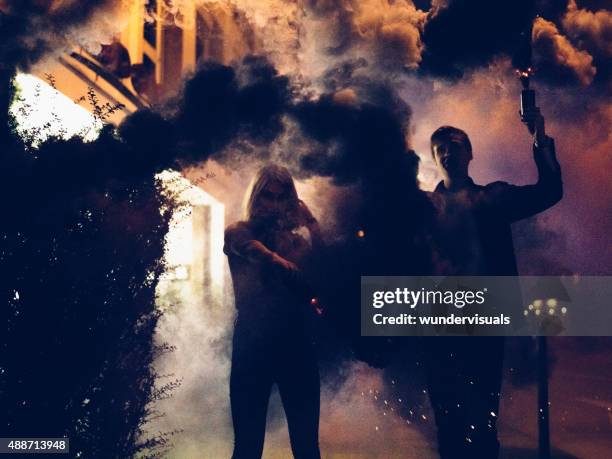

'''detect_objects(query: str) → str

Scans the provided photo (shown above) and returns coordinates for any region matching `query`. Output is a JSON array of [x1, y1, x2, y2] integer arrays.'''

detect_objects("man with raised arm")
[[424, 109, 562, 458]]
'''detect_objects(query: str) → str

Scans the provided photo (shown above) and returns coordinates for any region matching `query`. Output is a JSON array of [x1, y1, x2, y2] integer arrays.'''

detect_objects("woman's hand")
[[271, 252, 299, 272]]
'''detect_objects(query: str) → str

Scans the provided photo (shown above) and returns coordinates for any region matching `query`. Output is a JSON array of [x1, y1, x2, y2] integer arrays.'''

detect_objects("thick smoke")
[[563, 1, 612, 55], [533, 16, 596, 85], [1, 56, 292, 205], [561, 0, 612, 82], [0, 0, 124, 71], [190, 0, 303, 75], [420, 0, 535, 77], [195, 1, 261, 64], [5, 1, 609, 89], [174, 1, 612, 91], [304, 0, 426, 70]]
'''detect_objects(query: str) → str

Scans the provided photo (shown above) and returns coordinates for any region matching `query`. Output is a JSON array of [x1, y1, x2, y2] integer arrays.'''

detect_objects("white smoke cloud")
[[562, 0, 612, 58], [533, 16, 597, 85], [304, 0, 426, 69]]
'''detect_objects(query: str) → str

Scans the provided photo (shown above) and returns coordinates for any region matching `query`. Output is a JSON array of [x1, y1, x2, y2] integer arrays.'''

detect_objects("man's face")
[[432, 139, 471, 179]]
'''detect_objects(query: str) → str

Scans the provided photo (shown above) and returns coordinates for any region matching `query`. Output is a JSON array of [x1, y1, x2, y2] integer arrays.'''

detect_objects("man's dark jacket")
[[431, 137, 563, 276]]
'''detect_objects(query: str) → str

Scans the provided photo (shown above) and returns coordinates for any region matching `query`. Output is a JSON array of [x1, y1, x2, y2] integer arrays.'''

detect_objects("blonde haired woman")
[[224, 164, 322, 459]]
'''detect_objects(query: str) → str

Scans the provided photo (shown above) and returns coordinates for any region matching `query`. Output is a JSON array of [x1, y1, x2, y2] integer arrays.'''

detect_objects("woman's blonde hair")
[[244, 164, 300, 228]]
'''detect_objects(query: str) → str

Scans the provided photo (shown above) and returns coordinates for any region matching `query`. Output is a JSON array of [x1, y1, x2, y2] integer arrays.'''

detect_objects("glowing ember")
[[310, 297, 324, 316]]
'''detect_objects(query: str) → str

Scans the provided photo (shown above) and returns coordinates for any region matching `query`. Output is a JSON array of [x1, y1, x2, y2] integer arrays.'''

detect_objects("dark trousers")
[[423, 337, 505, 459], [230, 320, 321, 459]]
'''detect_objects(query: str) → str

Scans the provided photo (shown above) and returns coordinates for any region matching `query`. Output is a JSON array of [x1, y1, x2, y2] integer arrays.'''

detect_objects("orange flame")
[[515, 67, 534, 78]]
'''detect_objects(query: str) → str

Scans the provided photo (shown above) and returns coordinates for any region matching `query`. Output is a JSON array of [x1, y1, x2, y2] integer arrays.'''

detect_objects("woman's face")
[[256, 181, 289, 218]]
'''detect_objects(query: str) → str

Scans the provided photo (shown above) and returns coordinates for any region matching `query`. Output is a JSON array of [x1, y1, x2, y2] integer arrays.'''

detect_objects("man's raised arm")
[[489, 112, 563, 222]]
